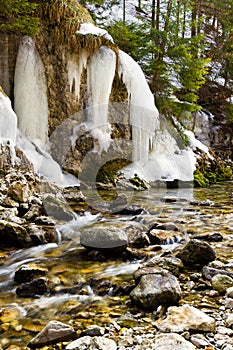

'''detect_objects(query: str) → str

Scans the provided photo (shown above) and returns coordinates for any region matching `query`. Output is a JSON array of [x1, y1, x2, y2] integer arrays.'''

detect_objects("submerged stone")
[[212, 274, 233, 294], [16, 277, 51, 297]]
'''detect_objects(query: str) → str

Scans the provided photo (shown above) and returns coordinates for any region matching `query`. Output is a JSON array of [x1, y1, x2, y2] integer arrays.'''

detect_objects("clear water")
[[0, 182, 232, 348]]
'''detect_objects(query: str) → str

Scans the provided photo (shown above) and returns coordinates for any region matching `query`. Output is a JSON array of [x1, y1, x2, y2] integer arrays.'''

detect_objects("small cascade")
[[118, 50, 159, 164], [87, 46, 116, 152], [14, 37, 48, 147]]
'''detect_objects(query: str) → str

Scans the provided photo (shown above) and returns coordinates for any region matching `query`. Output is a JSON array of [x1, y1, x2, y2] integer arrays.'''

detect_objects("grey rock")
[[130, 270, 181, 310], [80, 226, 128, 251], [212, 274, 233, 293], [202, 266, 233, 281], [156, 304, 215, 332], [66, 336, 117, 350], [134, 333, 196, 350], [28, 320, 76, 348]]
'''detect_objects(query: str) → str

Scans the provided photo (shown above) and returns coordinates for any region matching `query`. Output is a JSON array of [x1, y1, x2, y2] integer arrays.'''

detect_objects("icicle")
[[67, 51, 88, 99], [87, 46, 116, 153], [14, 37, 49, 147], [118, 50, 160, 165]]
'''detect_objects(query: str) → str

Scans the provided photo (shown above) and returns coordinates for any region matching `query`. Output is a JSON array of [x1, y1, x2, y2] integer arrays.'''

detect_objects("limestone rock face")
[[130, 270, 181, 310], [156, 304, 216, 332], [28, 320, 76, 349]]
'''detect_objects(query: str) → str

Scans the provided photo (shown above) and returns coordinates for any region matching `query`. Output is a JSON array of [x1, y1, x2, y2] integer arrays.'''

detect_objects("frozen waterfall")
[[14, 37, 48, 147], [87, 46, 116, 152]]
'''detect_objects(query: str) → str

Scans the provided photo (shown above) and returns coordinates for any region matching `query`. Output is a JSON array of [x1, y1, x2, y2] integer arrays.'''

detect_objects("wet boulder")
[[176, 239, 216, 268], [125, 225, 150, 248], [148, 229, 181, 245], [156, 304, 215, 332], [80, 226, 128, 253], [16, 277, 51, 297], [130, 269, 181, 310], [0, 220, 31, 247], [28, 320, 76, 349], [14, 264, 48, 283]]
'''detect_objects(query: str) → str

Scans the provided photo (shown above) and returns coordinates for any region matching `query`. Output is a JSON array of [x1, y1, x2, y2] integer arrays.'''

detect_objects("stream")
[[0, 182, 232, 348]]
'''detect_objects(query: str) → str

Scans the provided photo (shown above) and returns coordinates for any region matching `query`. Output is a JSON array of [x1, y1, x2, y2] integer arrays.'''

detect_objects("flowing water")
[[0, 182, 232, 347]]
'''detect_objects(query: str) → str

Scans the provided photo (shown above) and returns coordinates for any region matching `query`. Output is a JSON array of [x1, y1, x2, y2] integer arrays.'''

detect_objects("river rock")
[[148, 229, 181, 245], [126, 225, 150, 248], [135, 333, 196, 350], [66, 336, 117, 350], [130, 270, 181, 310], [156, 304, 215, 332], [14, 264, 48, 283], [202, 266, 233, 281], [149, 222, 179, 231], [28, 320, 76, 348], [81, 325, 105, 336], [16, 277, 51, 297], [80, 226, 128, 252], [212, 274, 233, 293], [145, 255, 183, 276], [176, 239, 216, 267], [0, 220, 31, 247]]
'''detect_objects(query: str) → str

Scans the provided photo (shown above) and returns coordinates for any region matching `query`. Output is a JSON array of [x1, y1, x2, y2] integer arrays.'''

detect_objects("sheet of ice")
[[77, 23, 113, 43], [14, 37, 48, 146], [118, 50, 159, 164], [16, 131, 78, 187], [0, 92, 17, 146], [0, 91, 18, 164], [124, 128, 196, 182], [87, 46, 116, 152]]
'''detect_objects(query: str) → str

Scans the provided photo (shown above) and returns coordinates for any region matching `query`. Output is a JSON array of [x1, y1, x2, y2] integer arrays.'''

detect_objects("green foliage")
[[0, 0, 39, 36]]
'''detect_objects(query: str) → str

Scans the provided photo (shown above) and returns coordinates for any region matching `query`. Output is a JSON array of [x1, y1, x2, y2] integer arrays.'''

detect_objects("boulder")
[[130, 270, 181, 310], [148, 229, 181, 245], [156, 304, 215, 332], [14, 264, 48, 283], [28, 320, 76, 348], [202, 266, 233, 281], [126, 225, 150, 248], [145, 255, 183, 277], [80, 226, 128, 252], [0, 220, 31, 247], [212, 274, 233, 293], [176, 239, 216, 267], [16, 277, 51, 297], [66, 336, 117, 350], [135, 333, 196, 350]]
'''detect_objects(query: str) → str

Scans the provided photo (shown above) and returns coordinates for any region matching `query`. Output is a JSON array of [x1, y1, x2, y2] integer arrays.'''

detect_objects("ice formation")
[[14, 36, 48, 146]]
